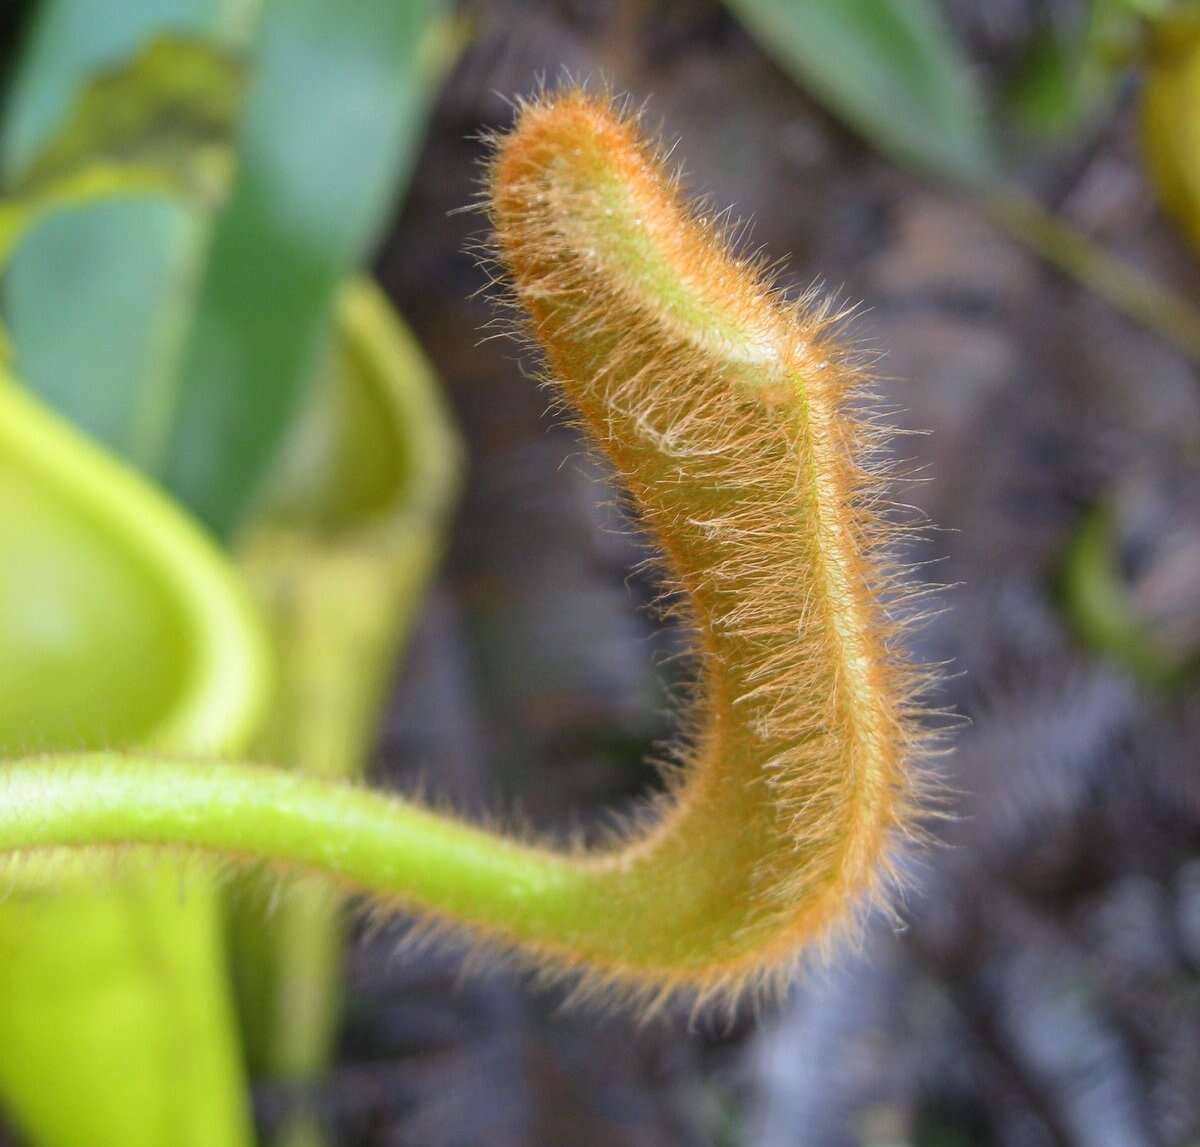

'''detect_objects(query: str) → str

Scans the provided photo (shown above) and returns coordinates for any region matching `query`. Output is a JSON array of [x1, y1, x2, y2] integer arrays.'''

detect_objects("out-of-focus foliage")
[[0, 38, 238, 263], [3, 0, 452, 538], [0, 376, 268, 1147], [9, 36, 239, 203], [0, 0, 246, 176], [231, 279, 461, 1144], [1141, 7, 1200, 252], [1003, 0, 1145, 138], [1, 0, 249, 480], [723, 0, 1172, 177], [161, 0, 456, 537], [723, 0, 995, 183], [0, 4, 460, 1146], [0, 36, 262, 1147], [723, 0, 1200, 366], [1060, 502, 1193, 687]]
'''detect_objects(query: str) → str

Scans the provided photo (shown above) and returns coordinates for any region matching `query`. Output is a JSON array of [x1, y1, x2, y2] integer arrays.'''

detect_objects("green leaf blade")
[[724, 0, 996, 183], [1, 31, 245, 461], [1, 0, 235, 178], [160, 0, 452, 536]]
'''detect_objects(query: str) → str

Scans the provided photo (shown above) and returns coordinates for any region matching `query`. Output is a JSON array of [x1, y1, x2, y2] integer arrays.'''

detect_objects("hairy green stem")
[[1, 91, 921, 1006], [0, 756, 635, 966]]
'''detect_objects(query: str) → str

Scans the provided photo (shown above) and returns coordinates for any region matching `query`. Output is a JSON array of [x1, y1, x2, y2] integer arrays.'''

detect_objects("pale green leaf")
[[724, 0, 996, 183]]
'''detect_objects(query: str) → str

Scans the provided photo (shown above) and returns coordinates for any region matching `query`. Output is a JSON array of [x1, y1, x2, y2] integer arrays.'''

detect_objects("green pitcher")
[[0, 374, 270, 1147]]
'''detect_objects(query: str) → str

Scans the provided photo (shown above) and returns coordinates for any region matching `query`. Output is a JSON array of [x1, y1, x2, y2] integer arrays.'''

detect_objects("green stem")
[[0, 756, 565, 916], [0, 755, 734, 986], [981, 187, 1200, 361], [0, 718, 890, 1000]]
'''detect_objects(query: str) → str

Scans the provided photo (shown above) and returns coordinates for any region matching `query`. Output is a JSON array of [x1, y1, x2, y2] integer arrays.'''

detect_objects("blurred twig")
[[983, 187, 1200, 363]]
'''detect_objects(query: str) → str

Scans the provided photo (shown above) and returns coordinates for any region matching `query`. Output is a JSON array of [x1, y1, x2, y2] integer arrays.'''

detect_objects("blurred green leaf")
[[0, 25, 240, 461], [723, 0, 996, 183], [3, 199, 207, 454], [160, 0, 455, 537], [1059, 503, 1193, 688], [0, 37, 241, 266], [11, 36, 241, 203], [1126, 0, 1177, 17], [1, 0, 248, 473], [0, 174, 177, 267], [1004, 20, 1092, 138], [3, 0, 453, 539], [724, 0, 1200, 361], [1003, 0, 1144, 139], [0, 0, 244, 178]]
